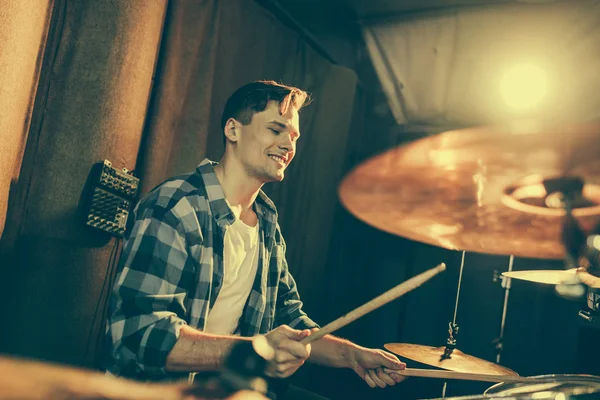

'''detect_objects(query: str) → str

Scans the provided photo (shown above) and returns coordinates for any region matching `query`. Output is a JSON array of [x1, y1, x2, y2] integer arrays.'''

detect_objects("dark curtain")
[[0, 0, 53, 239], [0, 0, 167, 367]]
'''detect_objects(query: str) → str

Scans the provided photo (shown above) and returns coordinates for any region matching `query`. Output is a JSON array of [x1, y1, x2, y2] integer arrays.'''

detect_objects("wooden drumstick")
[[393, 368, 530, 383], [301, 263, 446, 345]]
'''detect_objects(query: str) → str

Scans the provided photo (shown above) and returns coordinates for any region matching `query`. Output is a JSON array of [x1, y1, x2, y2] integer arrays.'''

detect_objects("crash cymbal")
[[339, 119, 600, 259], [384, 343, 518, 376], [503, 268, 600, 288]]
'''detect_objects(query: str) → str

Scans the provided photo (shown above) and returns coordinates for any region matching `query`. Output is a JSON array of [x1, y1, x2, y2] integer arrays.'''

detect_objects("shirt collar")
[[196, 159, 278, 224]]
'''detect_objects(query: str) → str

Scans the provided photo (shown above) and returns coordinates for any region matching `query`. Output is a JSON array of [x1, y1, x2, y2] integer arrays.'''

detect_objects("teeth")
[[269, 155, 285, 163]]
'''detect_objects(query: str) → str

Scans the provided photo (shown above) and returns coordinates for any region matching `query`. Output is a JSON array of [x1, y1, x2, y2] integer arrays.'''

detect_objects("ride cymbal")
[[339, 119, 600, 259], [384, 343, 518, 376]]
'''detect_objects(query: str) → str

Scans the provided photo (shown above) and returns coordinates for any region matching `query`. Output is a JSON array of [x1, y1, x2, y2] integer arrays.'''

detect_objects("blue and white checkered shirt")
[[105, 159, 318, 381]]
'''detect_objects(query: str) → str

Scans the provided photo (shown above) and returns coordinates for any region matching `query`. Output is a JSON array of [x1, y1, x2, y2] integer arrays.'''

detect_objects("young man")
[[105, 81, 406, 398]]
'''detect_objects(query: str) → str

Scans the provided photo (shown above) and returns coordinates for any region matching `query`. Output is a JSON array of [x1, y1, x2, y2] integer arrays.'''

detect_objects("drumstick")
[[301, 263, 446, 345], [393, 368, 530, 383]]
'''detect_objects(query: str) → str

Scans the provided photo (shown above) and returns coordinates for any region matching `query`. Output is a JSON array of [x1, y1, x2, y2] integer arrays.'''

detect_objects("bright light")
[[500, 64, 548, 110]]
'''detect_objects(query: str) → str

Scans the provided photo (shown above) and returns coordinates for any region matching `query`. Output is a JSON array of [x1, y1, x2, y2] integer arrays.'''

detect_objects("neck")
[[214, 155, 262, 218]]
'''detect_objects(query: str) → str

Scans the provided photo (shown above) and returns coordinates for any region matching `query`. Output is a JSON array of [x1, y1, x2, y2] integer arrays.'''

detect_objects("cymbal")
[[384, 343, 518, 376], [503, 268, 578, 284], [503, 268, 600, 288], [339, 119, 600, 259]]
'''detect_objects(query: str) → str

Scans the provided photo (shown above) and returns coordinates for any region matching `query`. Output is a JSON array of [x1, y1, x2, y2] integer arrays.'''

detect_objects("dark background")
[[1, 1, 599, 399]]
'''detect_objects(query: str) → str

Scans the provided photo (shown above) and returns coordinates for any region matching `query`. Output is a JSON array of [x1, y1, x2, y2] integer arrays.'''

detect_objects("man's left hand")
[[349, 347, 407, 388]]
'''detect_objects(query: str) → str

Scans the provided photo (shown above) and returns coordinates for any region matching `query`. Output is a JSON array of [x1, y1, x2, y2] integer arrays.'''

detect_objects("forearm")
[[0, 356, 182, 400], [307, 334, 359, 368], [165, 324, 252, 372]]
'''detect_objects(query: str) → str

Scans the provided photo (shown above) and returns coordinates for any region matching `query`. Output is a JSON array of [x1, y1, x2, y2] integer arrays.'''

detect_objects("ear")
[[224, 118, 240, 143]]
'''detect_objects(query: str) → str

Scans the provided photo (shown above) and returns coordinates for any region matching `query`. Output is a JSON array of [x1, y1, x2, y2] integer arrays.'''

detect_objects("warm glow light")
[[500, 64, 547, 110]]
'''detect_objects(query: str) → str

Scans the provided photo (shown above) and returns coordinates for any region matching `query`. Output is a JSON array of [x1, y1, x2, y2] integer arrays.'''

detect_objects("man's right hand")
[[263, 325, 312, 378]]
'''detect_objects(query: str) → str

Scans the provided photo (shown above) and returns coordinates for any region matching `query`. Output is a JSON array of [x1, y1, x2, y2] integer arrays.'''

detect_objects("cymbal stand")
[[556, 189, 587, 299], [578, 234, 600, 323], [492, 255, 514, 363], [441, 250, 466, 398]]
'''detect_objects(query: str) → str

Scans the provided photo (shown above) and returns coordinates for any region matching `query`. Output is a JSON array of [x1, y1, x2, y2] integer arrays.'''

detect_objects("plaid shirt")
[[105, 159, 317, 381]]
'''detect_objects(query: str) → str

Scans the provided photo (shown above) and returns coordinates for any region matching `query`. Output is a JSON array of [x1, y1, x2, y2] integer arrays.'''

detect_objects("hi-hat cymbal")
[[384, 343, 518, 376], [503, 268, 600, 288], [339, 119, 600, 259]]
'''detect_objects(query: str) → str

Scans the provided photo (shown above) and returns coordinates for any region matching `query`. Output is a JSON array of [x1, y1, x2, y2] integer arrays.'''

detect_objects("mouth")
[[268, 154, 288, 167]]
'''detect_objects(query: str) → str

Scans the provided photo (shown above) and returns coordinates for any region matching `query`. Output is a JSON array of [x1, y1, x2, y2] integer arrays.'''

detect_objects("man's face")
[[229, 101, 300, 183]]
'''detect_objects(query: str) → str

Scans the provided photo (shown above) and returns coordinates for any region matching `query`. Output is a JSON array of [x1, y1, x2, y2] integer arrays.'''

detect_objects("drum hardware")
[[440, 251, 466, 397], [443, 251, 466, 361], [492, 255, 514, 364], [578, 287, 600, 323], [385, 254, 519, 394], [578, 309, 597, 323], [338, 119, 600, 398], [443, 322, 460, 360], [387, 252, 519, 397]]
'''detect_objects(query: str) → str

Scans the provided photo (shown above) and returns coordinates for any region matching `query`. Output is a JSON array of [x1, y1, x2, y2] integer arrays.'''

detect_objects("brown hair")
[[220, 80, 310, 144]]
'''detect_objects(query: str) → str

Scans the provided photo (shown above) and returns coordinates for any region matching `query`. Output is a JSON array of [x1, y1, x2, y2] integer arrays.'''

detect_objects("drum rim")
[[485, 374, 600, 395]]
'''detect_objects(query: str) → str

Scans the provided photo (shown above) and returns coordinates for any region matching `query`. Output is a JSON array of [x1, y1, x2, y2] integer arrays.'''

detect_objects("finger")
[[279, 326, 311, 341], [376, 368, 396, 386], [383, 368, 408, 382], [363, 370, 377, 388], [273, 350, 297, 364], [278, 339, 310, 359], [368, 369, 387, 388], [277, 361, 305, 377], [267, 360, 304, 378], [379, 352, 406, 370], [275, 359, 304, 373]]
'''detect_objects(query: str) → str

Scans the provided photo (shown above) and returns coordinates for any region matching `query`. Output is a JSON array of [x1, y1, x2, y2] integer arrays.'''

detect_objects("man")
[[106, 81, 406, 398]]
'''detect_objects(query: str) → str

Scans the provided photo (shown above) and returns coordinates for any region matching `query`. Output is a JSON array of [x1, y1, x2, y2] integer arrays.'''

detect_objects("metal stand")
[[441, 250, 466, 398], [493, 255, 514, 363]]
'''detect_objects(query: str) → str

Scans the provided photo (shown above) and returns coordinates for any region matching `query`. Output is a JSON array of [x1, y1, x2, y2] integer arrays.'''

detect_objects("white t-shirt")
[[204, 216, 259, 334]]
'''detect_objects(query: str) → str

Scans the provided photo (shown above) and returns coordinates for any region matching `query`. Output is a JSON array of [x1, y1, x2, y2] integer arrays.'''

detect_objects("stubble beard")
[[248, 160, 284, 184]]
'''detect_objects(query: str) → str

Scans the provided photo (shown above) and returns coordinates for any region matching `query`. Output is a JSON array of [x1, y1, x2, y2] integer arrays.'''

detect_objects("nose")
[[279, 133, 294, 151]]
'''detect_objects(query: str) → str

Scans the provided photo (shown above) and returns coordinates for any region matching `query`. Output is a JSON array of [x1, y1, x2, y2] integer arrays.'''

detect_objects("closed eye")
[[269, 128, 281, 135]]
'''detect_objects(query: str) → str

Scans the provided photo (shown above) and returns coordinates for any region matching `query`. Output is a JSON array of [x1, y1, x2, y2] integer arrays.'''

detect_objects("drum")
[[483, 374, 600, 399], [424, 374, 600, 399]]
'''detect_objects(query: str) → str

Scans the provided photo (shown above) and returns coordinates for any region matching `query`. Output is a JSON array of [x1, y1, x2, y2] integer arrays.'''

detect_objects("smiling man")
[[105, 81, 406, 399]]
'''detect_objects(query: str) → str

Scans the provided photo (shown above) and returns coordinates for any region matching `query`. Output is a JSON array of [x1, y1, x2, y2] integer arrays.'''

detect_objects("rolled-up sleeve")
[[273, 237, 319, 331], [108, 198, 197, 378]]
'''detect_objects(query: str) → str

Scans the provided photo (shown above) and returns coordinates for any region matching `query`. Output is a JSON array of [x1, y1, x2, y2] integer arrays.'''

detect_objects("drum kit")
[[337, 118, 600, 399]]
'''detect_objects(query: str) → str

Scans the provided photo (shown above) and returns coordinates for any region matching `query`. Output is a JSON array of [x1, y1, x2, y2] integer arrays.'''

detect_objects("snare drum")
[[483, 374, 600, 399]]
